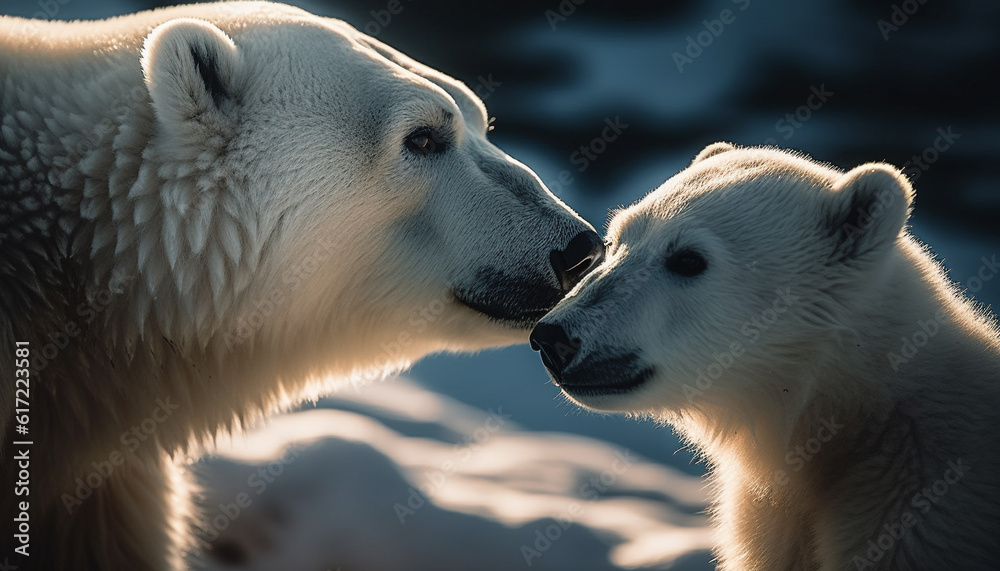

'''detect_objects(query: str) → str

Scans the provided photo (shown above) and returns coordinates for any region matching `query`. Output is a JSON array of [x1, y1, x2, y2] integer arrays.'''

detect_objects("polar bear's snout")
[[450, 229, 603, 329], [529, 322, 579, 375], [530, 321, 654, 398], [550, 231, 605, 292]]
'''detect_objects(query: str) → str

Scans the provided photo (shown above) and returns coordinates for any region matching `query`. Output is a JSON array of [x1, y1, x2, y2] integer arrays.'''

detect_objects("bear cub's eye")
[[665, 249, 708, 277], [404, 128, 447, 156]]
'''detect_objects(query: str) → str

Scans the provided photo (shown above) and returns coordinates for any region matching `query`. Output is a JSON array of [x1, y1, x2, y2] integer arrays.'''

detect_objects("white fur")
[[0, 3, 597, 569], [536, 144, 1000, 569]]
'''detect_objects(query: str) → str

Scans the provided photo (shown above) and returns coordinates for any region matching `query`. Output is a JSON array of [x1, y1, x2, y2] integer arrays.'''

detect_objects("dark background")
[[326, 0, 1000, 240], [320, 0, 1000, 236], [8, 0, 999, 235]]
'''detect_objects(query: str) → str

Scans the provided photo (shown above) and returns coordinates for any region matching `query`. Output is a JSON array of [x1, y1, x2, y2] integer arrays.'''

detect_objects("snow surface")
[[195, 376, 714, 570]]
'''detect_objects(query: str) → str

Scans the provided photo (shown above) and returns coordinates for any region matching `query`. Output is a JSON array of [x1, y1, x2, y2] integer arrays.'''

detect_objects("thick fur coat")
[[0, 3, 601, 568], [531, 143, 1000, 570]]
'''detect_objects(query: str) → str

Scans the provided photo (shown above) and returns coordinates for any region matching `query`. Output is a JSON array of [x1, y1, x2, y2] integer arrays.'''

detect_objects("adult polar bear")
[[530, 144, 1000, 570], [0, 2, 604, 569]]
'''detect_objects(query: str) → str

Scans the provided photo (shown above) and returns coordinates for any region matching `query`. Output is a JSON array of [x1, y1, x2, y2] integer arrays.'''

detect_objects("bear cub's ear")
[[690, 142, 736, 165], [141, 18, 241, 136], [826, 163, 914, 264]]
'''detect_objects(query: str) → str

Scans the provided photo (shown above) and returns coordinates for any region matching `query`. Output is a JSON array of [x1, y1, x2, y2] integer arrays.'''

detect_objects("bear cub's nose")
[[550, 231, 605, 293], [529, 322, 580, 377]]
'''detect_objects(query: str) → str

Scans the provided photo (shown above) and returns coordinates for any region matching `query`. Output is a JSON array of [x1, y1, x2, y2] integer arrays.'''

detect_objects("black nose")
[[550, 231, 605, 293], [529, 322, 580, 377]]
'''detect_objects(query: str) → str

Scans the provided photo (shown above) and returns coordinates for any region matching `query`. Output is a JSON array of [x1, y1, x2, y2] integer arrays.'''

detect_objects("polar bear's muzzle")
[[549, 230, 606, 292], [452, 230, 604, 329], [529, 322, 654, 397]]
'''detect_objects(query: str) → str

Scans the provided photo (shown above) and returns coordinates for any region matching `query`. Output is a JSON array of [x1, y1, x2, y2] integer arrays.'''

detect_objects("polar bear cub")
[[530, 143, 1000, 570]]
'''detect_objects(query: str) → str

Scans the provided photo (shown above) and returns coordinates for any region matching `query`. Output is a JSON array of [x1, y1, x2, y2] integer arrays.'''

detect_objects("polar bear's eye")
[[665, 249, 707, 277], [404, 128, 446, 156]]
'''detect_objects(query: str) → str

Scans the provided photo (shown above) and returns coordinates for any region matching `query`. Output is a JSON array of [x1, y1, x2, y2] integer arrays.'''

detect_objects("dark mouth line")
[[559, 366, 655, 397], [452, 291, 551, 330]]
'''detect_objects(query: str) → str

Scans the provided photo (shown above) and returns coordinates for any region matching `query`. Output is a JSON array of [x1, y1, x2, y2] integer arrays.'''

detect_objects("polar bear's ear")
[[141, 19, 240, 135], [826, 163, 914, 263], [691, 142, 735, 165]]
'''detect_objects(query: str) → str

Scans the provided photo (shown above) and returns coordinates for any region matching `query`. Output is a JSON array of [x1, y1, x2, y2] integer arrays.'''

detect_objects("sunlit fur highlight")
[[0, 3, 594, 568], [542, 144, 1000, 570]]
